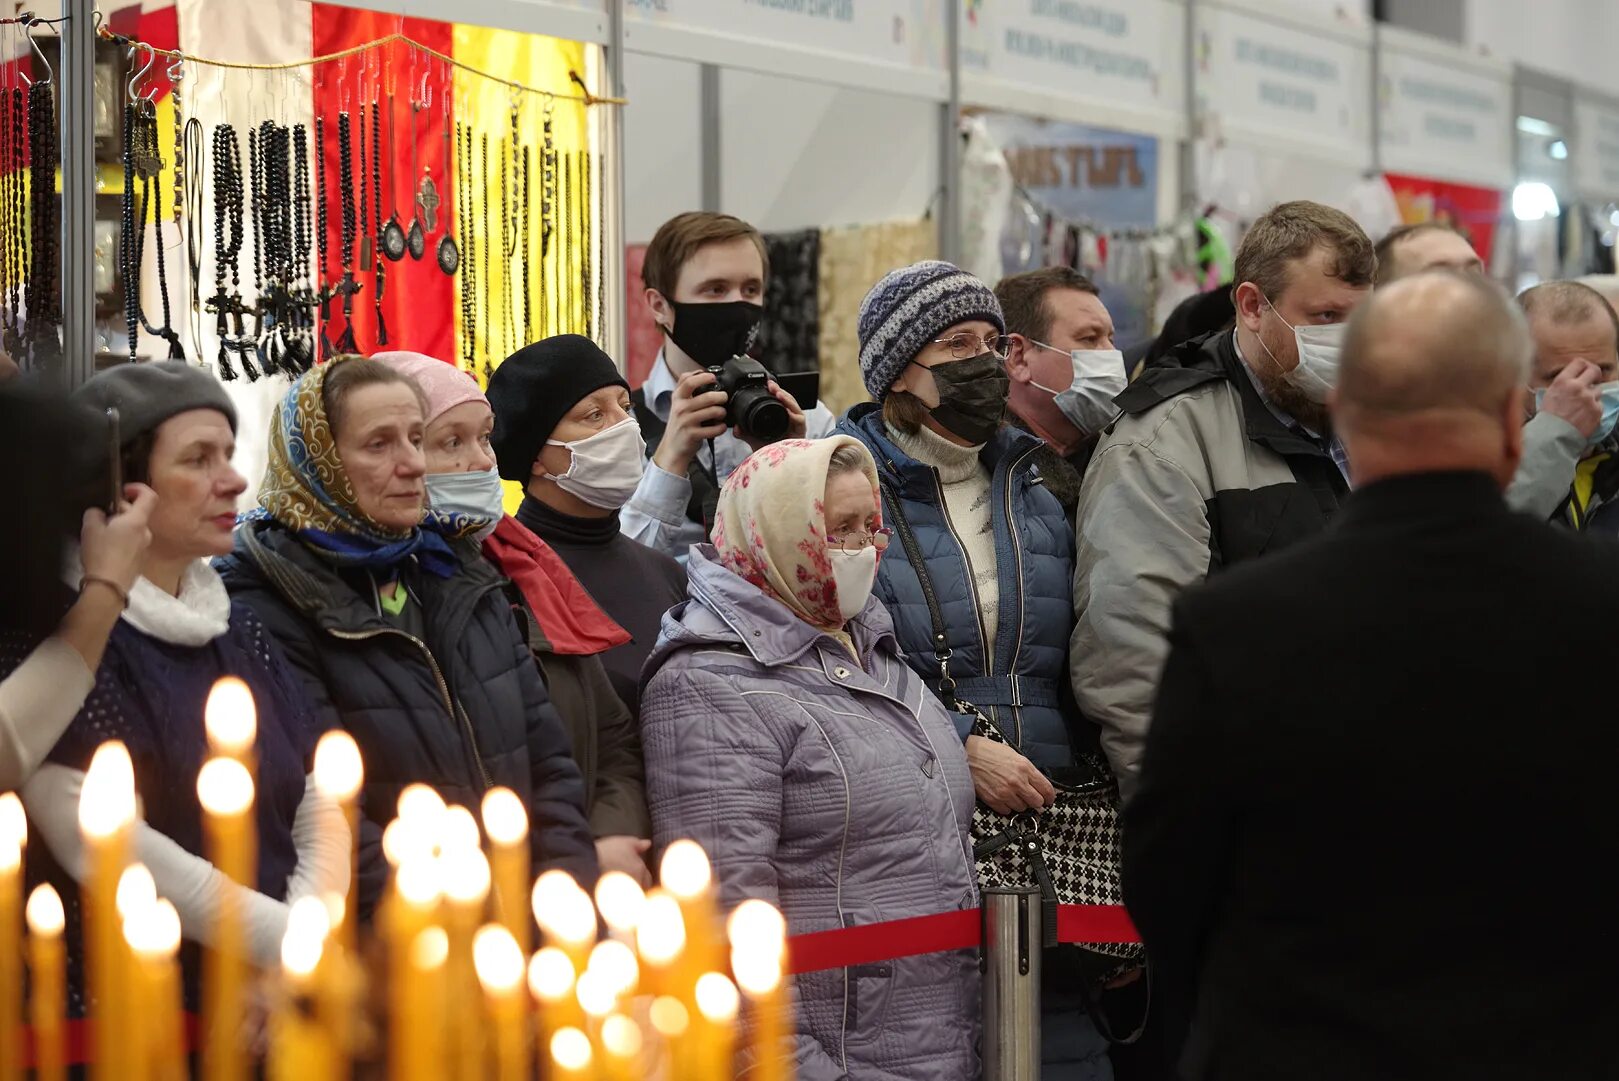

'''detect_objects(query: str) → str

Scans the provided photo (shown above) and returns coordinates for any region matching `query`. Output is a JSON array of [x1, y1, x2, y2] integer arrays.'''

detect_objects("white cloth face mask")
[[828, 545, 879, 624], [544, 417, 648, 510], [1257, 297, 1346, 404], [424, 467, 506, 543], [1028, 343, 1127, 434]]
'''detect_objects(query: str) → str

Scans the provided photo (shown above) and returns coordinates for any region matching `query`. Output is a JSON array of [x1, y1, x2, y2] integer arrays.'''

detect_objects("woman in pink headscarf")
[[371, 352, 652, 884], [640, 435, 981, 1080]]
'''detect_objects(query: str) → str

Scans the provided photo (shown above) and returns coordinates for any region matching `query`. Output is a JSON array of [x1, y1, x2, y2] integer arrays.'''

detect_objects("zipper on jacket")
[[326, 626, 495, 791], [1001, 446, 1037, 750]]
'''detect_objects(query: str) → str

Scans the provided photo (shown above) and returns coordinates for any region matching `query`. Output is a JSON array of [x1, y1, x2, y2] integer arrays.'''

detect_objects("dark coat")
[[835, 404, 1082, 771], [217, 519, 597, 913], [1123, 471, 1619, 1081]]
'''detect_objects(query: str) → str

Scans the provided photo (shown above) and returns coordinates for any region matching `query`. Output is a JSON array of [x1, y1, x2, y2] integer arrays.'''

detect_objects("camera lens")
[[732, 386, 789, 442]]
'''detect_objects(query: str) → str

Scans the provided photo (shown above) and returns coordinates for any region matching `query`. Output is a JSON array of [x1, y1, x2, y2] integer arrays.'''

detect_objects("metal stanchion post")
[[981, 887, 1041, 1081]]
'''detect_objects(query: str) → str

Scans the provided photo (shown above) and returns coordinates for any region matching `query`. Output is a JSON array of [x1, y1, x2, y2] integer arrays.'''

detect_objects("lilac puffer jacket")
[[640, 546, 980, 1080]]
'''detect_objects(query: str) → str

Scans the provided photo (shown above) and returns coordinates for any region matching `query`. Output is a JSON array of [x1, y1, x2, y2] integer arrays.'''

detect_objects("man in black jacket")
[[1122, 270, 1619, 1081]]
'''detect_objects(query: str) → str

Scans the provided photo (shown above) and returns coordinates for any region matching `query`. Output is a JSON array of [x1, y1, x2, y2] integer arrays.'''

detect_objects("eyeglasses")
[[828, 528, 893, 553], [931, 332, 1014, 360]]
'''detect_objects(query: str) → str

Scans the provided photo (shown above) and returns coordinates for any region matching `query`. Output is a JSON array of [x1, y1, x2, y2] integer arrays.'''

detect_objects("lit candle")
[[204, 677, 257, 767], [729, 900, 790, 1081], [387, 856, 442, 1081], [599, 1013, 644, 1081], [694, 971, 741, 1079], [472, 924, 525, 1081], [527, 946, 577, 1073], [0, 827, 21, 1081], [661, 841, 720, 1000], [125, 896, 185, 1081], [549, 1026, 593, 1080], [77, 741, 136, 1081], [270, 897, 334, 1081], [480, 787, 530, 954], [442, 841, 491, 1081], [532, 869, 596, 972], [196, 755, 255, 1081], [311, 731, 362, 957], [404, 927, 449, 1081], [636, 889, 687, 1000], [25, 885, 66, 1081], [594, 871, 648, 943]]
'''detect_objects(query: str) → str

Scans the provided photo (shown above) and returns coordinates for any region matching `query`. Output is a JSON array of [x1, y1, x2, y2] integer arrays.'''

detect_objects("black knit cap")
[[71, 360, 238, 444], [488, 335, 631, 482]]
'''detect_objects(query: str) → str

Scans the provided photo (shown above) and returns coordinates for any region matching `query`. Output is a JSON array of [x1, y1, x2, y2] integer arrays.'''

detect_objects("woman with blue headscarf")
[[219, 355, 597, 913]]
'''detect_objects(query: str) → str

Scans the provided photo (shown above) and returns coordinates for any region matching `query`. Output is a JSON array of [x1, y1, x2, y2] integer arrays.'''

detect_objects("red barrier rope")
[[787, 903, 1140, 975]]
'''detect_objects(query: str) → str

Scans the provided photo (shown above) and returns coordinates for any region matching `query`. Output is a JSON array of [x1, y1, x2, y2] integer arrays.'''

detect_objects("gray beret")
[[72, 361, 237, 445]]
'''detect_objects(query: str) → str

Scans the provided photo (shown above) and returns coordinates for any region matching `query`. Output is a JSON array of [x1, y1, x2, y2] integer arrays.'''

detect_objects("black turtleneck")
[[516, 495, 686, 713]]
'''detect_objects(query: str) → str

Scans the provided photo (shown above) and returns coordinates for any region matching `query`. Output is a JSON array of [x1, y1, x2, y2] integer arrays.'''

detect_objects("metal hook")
[[24, 17, 54, 87], [166, 52, 186, 87], [125, 44, 155, 101]]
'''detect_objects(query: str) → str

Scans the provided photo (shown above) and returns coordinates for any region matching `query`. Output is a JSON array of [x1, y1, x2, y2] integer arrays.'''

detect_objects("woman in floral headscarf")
[[218, 356, 597, 914], [640, 435, 981, 1081]]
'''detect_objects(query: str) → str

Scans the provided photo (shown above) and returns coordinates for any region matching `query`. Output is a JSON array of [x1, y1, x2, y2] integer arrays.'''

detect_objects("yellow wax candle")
[[594, 871, 648, 945], [729, 900, 791, 1081], [311, 731, 363, 959], [403, 927, 449, 1081], [549, 1026, 593, 1081], [77, 741, 136, 1081], [532, 869, 596, 973], [472, 924, 526, 1081], [145, 901, 186, 1081], [527, 946, 577, 1072], [661, 841, 720, 1014], [204, 677, 258, 768], [442, 842, 491, 1081], [269, 898, 335, 1081], [635, 890, 686, 1002], [197, 755, 256, 1081], [124, 894, 185, 1081], [599, 1013, 644, 1081], [25, 885, 66, 1081], [0, 829, 22, 1081], [694, 971, 740, 1080], [115, 865, 157, 1081], [388, 856, 442, 1080], [480, 787, 530, 955]]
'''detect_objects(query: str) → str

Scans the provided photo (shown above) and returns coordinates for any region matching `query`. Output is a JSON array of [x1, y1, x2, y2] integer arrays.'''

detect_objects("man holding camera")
[[623, 212, 837, 560]]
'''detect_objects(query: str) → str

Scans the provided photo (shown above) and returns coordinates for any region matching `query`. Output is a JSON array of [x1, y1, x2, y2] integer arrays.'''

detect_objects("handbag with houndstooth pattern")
[[967, 707, 1143, 966]]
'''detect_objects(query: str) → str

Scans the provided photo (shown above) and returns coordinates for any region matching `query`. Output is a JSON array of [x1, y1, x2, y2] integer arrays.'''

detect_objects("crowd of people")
[[3, 202, 1618, 1080]]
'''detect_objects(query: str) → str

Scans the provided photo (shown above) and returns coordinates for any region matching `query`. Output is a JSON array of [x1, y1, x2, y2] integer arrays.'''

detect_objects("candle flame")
[[648, 996, 690, 1038], [442, 845, 491, 905], [281, 896, 331, 977], [150, 899, 181, 958], [410, 926, 450, 972], [472, 923, 525, 996], [728, 899, 788, 993], [25, 883, 64, 936], [594, 871, 648, 934], [312, 730, 364, 802], [395, 854, 443, 909], [732, 951, 785, 996], [440, 806, 482, 855], [574, 969, 617, 1018], [0, 791, 25, 848], [78, 741, 137, 838], [204, 677, 257, 758], [601, 1014, 644, 1059], [396, 784, 446, 829], [527, 946, 576, 1003], [550, 1027, 592, 1071], [659, 839, 712, 898], [532, 870, 594, 947], [196, 757, 254, 817], [587, 938, 639, 998], [695, 971, 740, 1023], [636, 891, 687, 966], [480, 787, 528, 847], [0, 835, 16, 875], [115, 863, 157, 921]]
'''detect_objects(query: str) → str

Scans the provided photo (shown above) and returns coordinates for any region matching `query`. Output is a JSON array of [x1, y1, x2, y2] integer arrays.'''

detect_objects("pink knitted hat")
[[370, 351, 487, 426]]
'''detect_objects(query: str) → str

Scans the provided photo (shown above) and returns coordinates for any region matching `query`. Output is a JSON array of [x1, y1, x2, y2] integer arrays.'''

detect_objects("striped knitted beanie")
[[857, 260, 1005, 402]]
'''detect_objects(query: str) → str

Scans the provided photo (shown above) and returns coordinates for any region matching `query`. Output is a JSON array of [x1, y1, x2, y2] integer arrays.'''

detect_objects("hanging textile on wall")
[[817, 218, 936, 415], [754, 227, 820, 376], [1383, 171, 1504, 267]]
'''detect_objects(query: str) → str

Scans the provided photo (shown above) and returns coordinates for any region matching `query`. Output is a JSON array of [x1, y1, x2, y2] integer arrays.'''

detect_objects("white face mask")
[[1028, 343, 1127, 434], [828, 545, 878, 624], [424, 467, 505, 543], [544, 417, 648, 510], [1257, 297, 1346, 404]]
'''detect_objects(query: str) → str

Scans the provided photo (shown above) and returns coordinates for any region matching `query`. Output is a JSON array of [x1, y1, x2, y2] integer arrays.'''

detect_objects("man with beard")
[[1071, 201, 1373, 802]]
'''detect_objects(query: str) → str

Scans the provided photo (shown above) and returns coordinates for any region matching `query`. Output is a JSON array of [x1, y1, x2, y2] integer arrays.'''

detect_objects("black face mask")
[[923, 352, 1009, 446], [662, 299, 764, 368]]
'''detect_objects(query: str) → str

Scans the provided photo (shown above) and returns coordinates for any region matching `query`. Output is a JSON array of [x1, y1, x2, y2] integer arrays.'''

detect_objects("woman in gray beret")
[[4, 361, 351, 1023]]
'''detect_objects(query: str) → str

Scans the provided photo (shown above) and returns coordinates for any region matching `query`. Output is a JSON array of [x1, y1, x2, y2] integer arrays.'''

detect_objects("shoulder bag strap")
[[878, 476, 958, 710]]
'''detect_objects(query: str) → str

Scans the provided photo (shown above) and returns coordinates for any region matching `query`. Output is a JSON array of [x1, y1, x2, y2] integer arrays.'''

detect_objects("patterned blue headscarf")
[[248, 356, 489, 578]]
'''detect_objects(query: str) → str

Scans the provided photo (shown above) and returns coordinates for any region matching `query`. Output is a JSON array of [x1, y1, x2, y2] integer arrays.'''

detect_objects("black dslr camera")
[[706, 355, 789, 442]]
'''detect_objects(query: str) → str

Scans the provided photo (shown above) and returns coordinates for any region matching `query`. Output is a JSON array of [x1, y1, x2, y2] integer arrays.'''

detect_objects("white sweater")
[[887, 421, 1001, 667]]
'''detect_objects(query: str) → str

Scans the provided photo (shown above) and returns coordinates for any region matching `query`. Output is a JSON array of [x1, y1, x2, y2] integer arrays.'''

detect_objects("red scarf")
[[482, 516, 631, 655]]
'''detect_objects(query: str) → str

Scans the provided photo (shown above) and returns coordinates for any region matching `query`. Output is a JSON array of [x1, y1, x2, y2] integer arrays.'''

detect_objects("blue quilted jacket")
[[836, 404, 1079, 771]]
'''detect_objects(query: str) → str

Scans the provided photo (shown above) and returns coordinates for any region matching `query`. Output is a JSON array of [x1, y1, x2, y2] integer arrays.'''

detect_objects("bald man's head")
[[1334, 271, 1529, 489]]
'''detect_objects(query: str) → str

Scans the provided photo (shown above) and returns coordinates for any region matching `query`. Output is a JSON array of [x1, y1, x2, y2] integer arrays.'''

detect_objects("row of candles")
[[0, 677, 794, 1080]]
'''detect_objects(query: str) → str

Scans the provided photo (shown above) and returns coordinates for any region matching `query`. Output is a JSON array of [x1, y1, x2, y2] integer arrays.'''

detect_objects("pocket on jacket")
[[1206, 482, 1327, 570], [842, 961, 896, 1045]]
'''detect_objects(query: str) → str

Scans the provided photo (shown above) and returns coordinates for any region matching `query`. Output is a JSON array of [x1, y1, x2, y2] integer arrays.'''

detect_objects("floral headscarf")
[[712, 435, 881, 630], [251, 355, 484, 578]]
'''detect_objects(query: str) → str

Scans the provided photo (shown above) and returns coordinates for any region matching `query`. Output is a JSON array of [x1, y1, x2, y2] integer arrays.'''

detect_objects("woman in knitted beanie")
[[834, 261, 1117, 1081]]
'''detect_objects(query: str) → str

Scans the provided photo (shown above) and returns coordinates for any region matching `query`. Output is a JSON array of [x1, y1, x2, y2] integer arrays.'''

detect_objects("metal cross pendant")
[[416, 175, 441, 231], [335, 271, 363, 316]]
